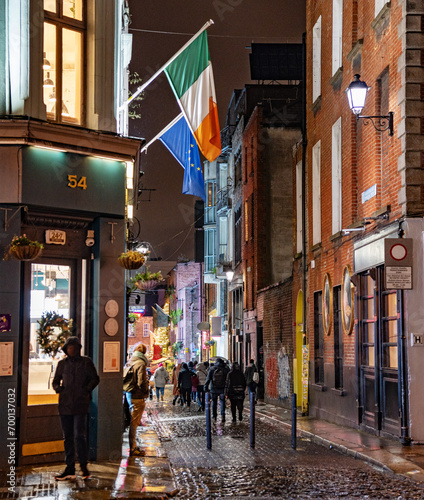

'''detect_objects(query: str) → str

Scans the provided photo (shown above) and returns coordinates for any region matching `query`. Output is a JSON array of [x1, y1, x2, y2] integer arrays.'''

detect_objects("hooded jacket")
[[153, 365, 169, 388], [224, 363, 246, 400], [204, 358, 230, 394], [52, 337, 99, 415], [125, 350, 149, 399], [196, 362, 208, 385]]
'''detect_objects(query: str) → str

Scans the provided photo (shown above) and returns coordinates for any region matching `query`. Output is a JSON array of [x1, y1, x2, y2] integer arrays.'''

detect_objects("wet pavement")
[[4, 386, 424, 498]]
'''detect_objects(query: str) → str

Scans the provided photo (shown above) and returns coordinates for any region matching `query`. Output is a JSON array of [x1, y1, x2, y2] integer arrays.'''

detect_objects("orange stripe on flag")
[[195, 99, 221, 162]]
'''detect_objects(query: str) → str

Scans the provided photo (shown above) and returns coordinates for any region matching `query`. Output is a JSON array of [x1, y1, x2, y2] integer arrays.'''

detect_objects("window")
[[312, 16, 322, 103], [218, 216, 227, 262], [375, 0, 387, 17], [332, 0, 343, 75], [296, 161, 302, 254], [250, 137, 254, 175], [205, 228, 216, 272], [205, 181, 216, 223], [332, 118, 342, 234], [234, 204, 242, 264], [314, 291, 324, 385], [143, 323, 150, 338], [312, 141, 321, 245], [244, 200, 249, 242], [43, 0, 85, 125], [334, 286, 344, 390]]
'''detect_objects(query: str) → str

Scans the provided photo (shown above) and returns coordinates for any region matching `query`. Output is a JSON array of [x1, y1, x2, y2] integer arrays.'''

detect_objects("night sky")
[[128, 1, 305, 262]]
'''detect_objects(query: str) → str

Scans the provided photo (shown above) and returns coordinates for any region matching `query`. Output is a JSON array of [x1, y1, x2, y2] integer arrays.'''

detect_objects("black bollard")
[[291, 393, 297, 450], [249, 390, 255, 448], [206, 391, 212, 450]]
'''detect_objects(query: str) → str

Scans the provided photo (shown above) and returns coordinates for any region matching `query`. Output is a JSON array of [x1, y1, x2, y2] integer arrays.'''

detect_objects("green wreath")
[[36, 311, 73, 357]]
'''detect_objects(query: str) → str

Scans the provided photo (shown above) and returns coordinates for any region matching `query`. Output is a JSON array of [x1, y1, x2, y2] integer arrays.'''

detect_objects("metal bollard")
[[291, 393, 297, 450], [206, 391, 212, 450], [249, 391, 255, 448]]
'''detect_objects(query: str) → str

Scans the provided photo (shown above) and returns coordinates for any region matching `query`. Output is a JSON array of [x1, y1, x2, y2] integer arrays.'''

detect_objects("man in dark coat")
[[178, 363, 193, 410], [204, 357, 230, 422], [224, 362, 246, 423], [52, 336, 99, 480]]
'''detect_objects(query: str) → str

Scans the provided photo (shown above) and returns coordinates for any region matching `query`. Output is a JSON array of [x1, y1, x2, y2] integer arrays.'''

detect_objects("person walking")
[[224, 362, 246, 423], [53, 336, 99, 481], [204, 357, 230, 423], [171, 362, 183, 405], [153, 363, 169, 402], [178, 362, 193, 410], [123, 343, 150, 456], [244, 359, 259, 403], [195, 361, 209, 411]]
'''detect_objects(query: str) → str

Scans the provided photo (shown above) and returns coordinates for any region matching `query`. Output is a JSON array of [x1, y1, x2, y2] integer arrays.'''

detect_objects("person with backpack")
[[123, 343, 149, 456], [244, 359, 259, 403], [153, 363, 169, 402], [178, 363, 193, 410], [224, 362, 246, 423], [204, 357, 230, 423], [195, 361, 209, 411]]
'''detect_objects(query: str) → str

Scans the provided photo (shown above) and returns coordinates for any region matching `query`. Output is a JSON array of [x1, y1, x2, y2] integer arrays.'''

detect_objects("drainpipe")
[[398, 221, 411, 445], [301, 32, 308, 348]]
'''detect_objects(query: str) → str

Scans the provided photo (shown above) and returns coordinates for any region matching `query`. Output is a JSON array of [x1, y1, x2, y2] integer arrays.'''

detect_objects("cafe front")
[[0, 119, 142, 467]]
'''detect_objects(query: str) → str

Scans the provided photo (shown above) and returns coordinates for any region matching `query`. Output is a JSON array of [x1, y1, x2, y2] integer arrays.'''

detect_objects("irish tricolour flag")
[[164, 31, 221, 162]]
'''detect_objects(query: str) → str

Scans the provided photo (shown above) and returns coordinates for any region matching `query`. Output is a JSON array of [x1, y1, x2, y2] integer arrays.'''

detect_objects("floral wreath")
[[36, 311, 73, 357]]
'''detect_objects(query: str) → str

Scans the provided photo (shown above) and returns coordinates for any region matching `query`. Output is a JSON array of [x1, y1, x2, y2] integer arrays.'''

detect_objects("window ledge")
[[330, 231, 343, 242], [310, 242, 322, 253], [311, 383, 327, 392], [294, 252, 303, 260], [331, 388, 346, 397], [371, 2, 391, 35], [347, 39, 363, 62], [311, 96, 322, 116], [329, 67, 343, 90]]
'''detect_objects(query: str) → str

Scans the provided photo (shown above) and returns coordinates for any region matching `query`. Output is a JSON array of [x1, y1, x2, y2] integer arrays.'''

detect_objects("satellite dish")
[[197, 321, 210, 331]]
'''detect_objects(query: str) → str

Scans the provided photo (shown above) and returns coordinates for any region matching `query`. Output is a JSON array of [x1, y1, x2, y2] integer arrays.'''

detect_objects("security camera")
[[85, 230, 95, 247]]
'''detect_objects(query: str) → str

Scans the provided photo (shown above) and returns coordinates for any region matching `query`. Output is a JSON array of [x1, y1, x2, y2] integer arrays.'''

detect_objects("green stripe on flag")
[[164, 31, 210, 98]]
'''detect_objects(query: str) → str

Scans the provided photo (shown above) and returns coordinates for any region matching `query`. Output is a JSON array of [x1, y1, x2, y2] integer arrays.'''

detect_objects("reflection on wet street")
[[150, 387, 424, 499]]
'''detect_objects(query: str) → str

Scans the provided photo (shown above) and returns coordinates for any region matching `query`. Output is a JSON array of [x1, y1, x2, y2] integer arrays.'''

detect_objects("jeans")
[[60, 414, 88, 470], [155, 387, 165, 400], [230, 398, 244, 421], [127, 397, 145, 451], [211, 392, 225, 419], [197, 384, 205, 409]]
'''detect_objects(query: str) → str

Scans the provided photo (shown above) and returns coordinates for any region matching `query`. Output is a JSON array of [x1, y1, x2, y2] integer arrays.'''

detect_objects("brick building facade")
[[296, 0, 424, 443]]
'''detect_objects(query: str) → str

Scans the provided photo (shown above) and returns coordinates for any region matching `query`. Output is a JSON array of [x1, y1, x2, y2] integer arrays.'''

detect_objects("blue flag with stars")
[[159, 116, 206, 201]]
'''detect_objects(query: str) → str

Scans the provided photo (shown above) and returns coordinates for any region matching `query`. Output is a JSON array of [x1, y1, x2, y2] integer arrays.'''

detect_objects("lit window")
[[43, 0, 85, 125]]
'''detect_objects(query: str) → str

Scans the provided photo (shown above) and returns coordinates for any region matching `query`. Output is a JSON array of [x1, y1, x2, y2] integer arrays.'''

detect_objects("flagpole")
[[140, 112, 184, 154], [120, 19, 214, 111]]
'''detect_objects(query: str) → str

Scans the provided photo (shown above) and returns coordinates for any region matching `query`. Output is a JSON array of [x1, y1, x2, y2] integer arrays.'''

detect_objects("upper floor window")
[[312, 140, 321, 245], [375, 0, 388, 17], [43, 0, 85, 125], [332, 0, 343, 75], [312, 16, 322, 103], [332, 118, 342, 234]]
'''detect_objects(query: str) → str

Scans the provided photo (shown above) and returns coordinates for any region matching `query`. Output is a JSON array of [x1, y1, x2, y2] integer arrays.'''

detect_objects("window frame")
[[332, 0, 343, 75], [43, 0, 86, 125], [312, 16, 322, 103]]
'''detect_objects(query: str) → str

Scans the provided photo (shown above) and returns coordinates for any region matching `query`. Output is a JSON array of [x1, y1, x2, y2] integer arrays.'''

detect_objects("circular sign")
[[390, 243, 407, 261], [342, 265, 354, 335], [197, 321, 210, 331], [105, 299, 119, 318], [322, 273, 333, 336], [104, 318, 119, 336]]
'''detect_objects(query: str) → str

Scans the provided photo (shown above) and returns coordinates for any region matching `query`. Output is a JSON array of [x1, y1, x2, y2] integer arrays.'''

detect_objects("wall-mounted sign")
[[45, 229, 66, 245], [103, 341, 120, 373], [0, 314, 11, 332], [342, 266, 354, 335], [385, 238, 413, 289], [322, 274, 333, 335], [104, 318, 119, 336], [0, 342, 13, 376], [105, 299, 119, 318]]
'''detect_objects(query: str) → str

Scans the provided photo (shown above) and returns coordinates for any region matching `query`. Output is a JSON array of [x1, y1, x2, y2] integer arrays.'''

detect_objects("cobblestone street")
[[146, 389, 424, 499]]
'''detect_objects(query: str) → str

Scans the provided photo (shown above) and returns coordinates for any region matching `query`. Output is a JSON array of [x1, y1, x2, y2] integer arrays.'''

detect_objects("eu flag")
[[159, 116, 206, 201]]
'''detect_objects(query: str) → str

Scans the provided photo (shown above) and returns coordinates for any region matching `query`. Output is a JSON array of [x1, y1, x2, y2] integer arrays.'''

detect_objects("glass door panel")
[[29, 264, 71, 405]]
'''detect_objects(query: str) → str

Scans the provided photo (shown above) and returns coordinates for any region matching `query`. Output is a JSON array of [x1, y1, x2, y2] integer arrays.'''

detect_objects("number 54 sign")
[[67, 174, 87, 190]]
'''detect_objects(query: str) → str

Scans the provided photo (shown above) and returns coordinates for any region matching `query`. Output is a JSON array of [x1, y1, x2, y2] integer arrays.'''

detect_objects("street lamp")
[[346, 74, 394, 136]]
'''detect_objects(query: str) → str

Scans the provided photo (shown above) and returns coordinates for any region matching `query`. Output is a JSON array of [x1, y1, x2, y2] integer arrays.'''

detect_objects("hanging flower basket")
[[135, 279, 160, 291], [5, 235, 43, 261], [118, 250, 146, 270]]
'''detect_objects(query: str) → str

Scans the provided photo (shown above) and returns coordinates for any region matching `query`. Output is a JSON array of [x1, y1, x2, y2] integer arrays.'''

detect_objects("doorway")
[[357, 267, 400, 436], [20, 258, 88, 464]]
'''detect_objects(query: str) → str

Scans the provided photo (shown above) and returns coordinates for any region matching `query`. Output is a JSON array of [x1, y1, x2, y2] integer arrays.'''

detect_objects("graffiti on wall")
[[278, 347, 291, 400]]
